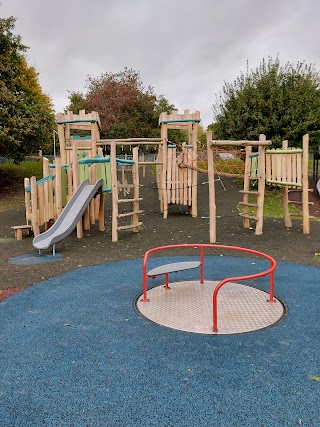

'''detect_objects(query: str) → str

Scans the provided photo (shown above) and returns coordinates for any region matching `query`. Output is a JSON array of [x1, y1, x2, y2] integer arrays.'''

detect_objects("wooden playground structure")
[[206, 131, 311, 242], [21, 109, 202, 245], [17, 109, 312, 247], [157, 110, 200, 218]]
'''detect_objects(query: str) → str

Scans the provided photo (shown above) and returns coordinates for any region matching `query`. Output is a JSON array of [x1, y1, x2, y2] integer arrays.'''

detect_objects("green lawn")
[[263, 188, 301, 218], [0, 161, 43, 212]]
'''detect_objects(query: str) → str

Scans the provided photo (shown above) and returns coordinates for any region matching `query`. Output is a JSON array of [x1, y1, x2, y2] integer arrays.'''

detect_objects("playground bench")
[[147, 261, 201, 288], [11, 225, 32, 241]]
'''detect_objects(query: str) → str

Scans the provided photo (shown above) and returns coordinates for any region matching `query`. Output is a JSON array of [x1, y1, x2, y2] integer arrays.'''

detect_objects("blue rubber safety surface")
[[0, 256, 319, 427]]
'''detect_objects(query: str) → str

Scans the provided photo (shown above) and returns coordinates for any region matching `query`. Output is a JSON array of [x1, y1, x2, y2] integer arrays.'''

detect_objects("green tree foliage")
[[212, 57, 320, 148], [0, 17, 55, 162], [67, 68, 176, 140]]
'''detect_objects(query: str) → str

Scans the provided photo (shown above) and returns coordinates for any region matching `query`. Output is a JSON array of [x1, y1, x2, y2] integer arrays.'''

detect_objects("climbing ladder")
[[110, 142, 143, 242], [239, 135, 268, 235]]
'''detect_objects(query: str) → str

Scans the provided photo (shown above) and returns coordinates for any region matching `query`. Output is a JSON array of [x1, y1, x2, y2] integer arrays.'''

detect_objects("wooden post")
[[255, 134, 266, 235], [48, 175, 54, 221], [302, 134, 310, 234], [142, 153, 146, 177], [38, 181, 44, 226], [167, 146, 173, 204], [242, 146, 252, 229], [171, 146, 176, 204], [55, 157, 63, 218], [282, 140, 292, 228], [111, 140, 119, 242], [161, 124, 168, 218], [43, 157, 49, 177], [207, 131, 216, 243], [43, 178, 49, 229], [72, 141, 83, 238], [156, 144, 163, 206], [191, 112, 199, 217], [98, 191, 105, 232], [183, 144, 188, 206], [132, 146, 140, 233], [57, 124, 66, 164], [67, 166, 73, 201], [187, 147, 192, 206], [30, 176, 40, 236], [24, 177, 31, 224]]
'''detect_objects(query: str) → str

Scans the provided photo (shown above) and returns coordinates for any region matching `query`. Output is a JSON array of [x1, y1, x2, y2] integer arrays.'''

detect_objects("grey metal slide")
[[33, 179, 103, 253]]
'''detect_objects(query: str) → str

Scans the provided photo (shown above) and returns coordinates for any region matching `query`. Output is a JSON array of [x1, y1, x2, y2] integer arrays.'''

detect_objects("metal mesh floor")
[[136, 281, 285, 334]]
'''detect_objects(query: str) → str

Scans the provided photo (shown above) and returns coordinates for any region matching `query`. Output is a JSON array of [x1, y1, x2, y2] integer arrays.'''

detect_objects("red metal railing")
[[142, 244, 277, 332]]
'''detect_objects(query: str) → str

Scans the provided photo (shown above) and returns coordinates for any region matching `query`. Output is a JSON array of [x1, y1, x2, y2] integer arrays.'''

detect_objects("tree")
[[0, 17, 55, 162], [67, 68, 176, 140], [211, 57, 320, 149]]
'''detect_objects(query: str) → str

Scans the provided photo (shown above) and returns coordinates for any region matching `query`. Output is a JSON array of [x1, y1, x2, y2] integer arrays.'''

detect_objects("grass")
[[0, 161, 43, 212], [263, 188, 301, 218], [0, 161, 43, 181]]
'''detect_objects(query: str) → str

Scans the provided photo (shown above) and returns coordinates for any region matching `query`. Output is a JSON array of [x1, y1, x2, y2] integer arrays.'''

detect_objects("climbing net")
[[176, 143, 245, 178]]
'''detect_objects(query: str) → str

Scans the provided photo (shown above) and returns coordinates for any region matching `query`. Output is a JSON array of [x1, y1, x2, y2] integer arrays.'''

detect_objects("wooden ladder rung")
[[117, 184, 135, 189], [239, 190, 259, 195], [238, 202, 258, 207], [288, 188, 313, 193], [288, 200, 302, 205], [288, 200, 314, 206], [118, 210, 143, 218], [117, 222, 143, 231], [239, 213, 257, 220], [138, 161, 163, 165], [118, 198, 143, 203]]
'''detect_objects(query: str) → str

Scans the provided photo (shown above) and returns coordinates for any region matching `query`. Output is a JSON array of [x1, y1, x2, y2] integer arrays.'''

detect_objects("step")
[[239, 190, 259, 195], [287, 200, 302, 205], [138, 161, 163, 165], [118, 210, 143, 218], [118, 197, 143, 203], [239, 213, 257, 220], [238, 202, 258, 207], [288, 200, 314, 206], [117, 222, 143, 231], [288, 188, 313, 192], [117, 184, 135, 189]]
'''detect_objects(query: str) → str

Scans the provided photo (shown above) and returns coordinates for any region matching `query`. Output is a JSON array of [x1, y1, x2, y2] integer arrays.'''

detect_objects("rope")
[[173, 142, 247, 178], [178, 161, 245, 178]]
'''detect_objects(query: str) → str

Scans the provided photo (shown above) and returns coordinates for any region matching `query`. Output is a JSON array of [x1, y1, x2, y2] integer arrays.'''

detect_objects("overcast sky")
[[2, 0, 320, 127]]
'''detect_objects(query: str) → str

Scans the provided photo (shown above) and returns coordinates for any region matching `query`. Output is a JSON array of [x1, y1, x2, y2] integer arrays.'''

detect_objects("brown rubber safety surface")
[[136, 280, 285, 334]]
